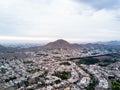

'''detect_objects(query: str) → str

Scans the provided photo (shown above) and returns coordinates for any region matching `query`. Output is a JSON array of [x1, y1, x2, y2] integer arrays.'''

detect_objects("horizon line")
[[0, 36, 119, 43]]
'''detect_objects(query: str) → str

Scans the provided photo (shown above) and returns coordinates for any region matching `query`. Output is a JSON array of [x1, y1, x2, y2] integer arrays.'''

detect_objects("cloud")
[[0, 0, 120, 42], [76, 0, 120, 10]]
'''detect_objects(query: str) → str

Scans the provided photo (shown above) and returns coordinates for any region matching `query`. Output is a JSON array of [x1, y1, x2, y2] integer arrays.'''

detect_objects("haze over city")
[[0, 1, 120, 90], [0, 0, 120, 42]]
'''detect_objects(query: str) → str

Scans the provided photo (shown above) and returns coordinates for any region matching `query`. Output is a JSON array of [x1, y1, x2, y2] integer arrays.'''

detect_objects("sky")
[[0, 0, 120, 43]]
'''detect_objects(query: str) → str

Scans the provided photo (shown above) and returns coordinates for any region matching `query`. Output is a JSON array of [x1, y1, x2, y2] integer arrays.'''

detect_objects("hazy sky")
[[0, 0, 120, 42]]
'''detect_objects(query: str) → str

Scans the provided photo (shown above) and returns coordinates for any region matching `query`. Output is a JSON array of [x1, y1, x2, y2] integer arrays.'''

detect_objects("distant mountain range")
[[0, 45, 17, 53], [97, 41, 120, 46], [0, 39, 120, 53], [43, 39, 106, 49]]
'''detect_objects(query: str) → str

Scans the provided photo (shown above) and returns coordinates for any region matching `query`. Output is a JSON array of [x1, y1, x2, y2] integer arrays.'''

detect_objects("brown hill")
[[42, 39, 75, 50]]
